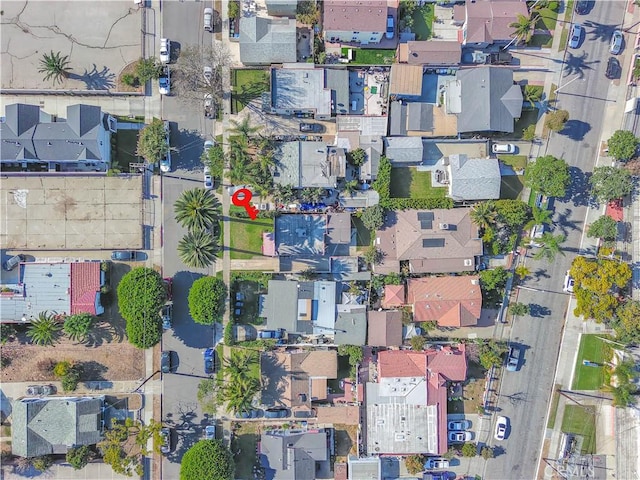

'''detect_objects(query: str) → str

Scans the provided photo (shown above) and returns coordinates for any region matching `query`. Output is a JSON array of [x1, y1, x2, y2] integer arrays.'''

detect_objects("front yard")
[[231, 68, 270, 114], [561, 404, 597, 454], [229, 206, 274, 260], [231, 422, 260, 479], [389, 167, 447, 198], [572, 334, 611, 390], [113, 129, 141, 171]]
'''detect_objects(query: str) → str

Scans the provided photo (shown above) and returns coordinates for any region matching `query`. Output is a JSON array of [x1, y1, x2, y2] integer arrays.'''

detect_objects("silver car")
[[610, 30, 623, 55], [569, 24, 583, 49]]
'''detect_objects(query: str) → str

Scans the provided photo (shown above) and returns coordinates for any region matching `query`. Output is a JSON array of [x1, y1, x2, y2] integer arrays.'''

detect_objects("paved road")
[[486, 2, 628, 479]]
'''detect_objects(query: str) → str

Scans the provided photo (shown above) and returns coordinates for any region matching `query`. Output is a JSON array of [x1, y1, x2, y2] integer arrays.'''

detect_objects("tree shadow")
[[170, 271, 216, 349], [557, 119, 591, 141], [68, 64, 115, 90], [529, 303, 551, 318], [530, 268, 551, 281], [562, 51, 599, 79], [554, 207, 583, 236], [174, 128, 209, 171], [584, 20, 620, 42], [80, 360, 109, 381], [83, 321, 119, 347], [564, 166, 592, 207]]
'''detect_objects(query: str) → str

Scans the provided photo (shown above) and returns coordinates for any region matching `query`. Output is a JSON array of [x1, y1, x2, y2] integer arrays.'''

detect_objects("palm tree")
[[343, 180, 359, 196], [27, 311, 62, 346], [38, 51, 72, 85], [509, 13, 539, 45], [514, 265, 531, 279], [224, 349, 257, 378], [470, 201, 498, 231], [533, 232, 565, 262], [228, 137, 252, 185], [174, 188, 220, 231], [526, 206, 553, 230], [273, 184, 297, 204], [225, 375, 260, 414], [229, 116, 262, 143], [524, 85, 543, 108], [177, 229, 219, 268]]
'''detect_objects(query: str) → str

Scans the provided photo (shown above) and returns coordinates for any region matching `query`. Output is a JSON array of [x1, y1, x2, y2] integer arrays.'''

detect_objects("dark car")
[[26, 385, 55, 396], [161, 351, 173, 373], [575, 0, 590, 15], [264, 407, 289, 418], [163, 277, 173, 300], [203, 348, 216, 375], [161, 304, 172, 330], [606, 57, 620, 79], [159, 427, 171, 454], [111, 250, 137, 261], [236, 409, 261, 419], [299, 123, 322, 133]]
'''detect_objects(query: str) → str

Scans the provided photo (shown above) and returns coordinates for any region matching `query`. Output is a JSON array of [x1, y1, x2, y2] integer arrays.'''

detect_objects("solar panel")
[[423, 238, 445, 248], [420, 220, 432, 230]]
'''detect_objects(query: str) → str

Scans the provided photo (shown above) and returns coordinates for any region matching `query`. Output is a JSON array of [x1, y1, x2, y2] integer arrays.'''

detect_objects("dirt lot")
[[334, 423, 358, 459]]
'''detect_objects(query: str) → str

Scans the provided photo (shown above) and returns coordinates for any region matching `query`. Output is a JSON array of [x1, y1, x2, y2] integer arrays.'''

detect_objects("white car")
[[160, 121, 171, 172], [204, 165, 213, 190], [227, 184, 253, 196], [569, 24, 583, 49], [158, 66, 170, 95], [448, 420, 472, 431], [204, 7, 213, 32], [495, 416, 508, 441], [203, 66, 213, 85], [448, 431, 472, 443], [492, 143, 516, 154], [563, 271, 575, 293], [424, 458, 449, 470], [160, 38, 171, 64]]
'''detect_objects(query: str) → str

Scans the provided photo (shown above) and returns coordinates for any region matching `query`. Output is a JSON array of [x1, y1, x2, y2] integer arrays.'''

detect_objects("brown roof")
[[390, 64, 423, 96], [323, 0, 388, 32], [367, 310, 403, 347], [407, 276, 482, 327], [465, 0, 530, 44], [374, 208, 483, 275], [402, 41, 461, 66], [315, 405, 361, 425], [382, 284, 405, 308]]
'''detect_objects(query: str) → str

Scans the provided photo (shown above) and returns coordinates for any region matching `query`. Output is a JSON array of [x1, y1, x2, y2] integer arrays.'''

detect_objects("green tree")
[[178, 229, 219, 269], [461, 442, 477, 457], [587, 215, 618, 241], [347, 148, 367, 167], [137, 118, 169, 164], [174, 188, 220, 231], [481, 446, 495, 459], [180, 440, 235, 480], [612, 300, 640, 343], [523, 124, 537, 141], [570, 256, 632, 295], [202, 143, 224, 180], [523, 85, 543, 107], [363, 245, 384, 265], [55, 361, 83, 392], [134, 57, 161, 83], [545, 109, 569, 132], [188, 276, 227, 325], [515, 265, 531, 279], [525, 155, 571, 198], [360, 204, 386, 231], [297, 0, 320, 25], [273, 184, 297, 204], [479, 341, 506, 370], [229, 116, 262, 142], [526, 206, 553, 229], [533, 232, 565, 262], [479, 267, 510, 293], [589, 166, 633, 203], [494, 200, 531, 228], [117, 267, 166, 349], [38, 51, 72, 85], [99, 418, 161, 477], [509, 302, 530, 317], [420, 321, 438, 333], [607, 130, 639, 161], [509, 13, 539, 44], [26, 311, 62, 346], [228, 0, 239, 18], [470, 201, 498, 230], [32, 455, 54, 473], [338, 345, 364, 366], [66, 445, 93, 470], [405, 454, 426, 475], [63, 313, 94, 342], [343, 179, 359, 196], [410, 335, 426, 351], [225, 374, 260, 414]]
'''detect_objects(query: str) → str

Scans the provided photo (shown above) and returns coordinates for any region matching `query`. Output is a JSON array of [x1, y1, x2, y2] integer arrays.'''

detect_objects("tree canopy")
[[360, 204, 385, 231], [137, 118, 168, 164], [524, 155, 571, 197], [612, 300, 640, 343], [607, 130, 639, 161], [494, 200, 531, 228], [570, 256, 631, 295], [180, 440, 235, 480], [188, 276, 227, 325], [589, 166, 633, 203], [117, 267, 165, 348], [346, 148, 367, 167], [172, 45, 231, 103], [545, 109, 569, 132], [587, 215, 618, 241]]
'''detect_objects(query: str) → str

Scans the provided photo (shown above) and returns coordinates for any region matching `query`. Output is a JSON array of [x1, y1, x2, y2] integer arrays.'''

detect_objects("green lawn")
[[350, 49, 396, 65], [351, 216, 371, 247], [514, 108, 540, 139], [535, 7, 558, 31], [231, 68, 270, 114], [232, 423, 260, 479], [412, 4, 434, 40], [233, 280, 263, 325], [529, 33, 553, 48], [113, 129, 141, 171], [547, 384, 561, 429], [389, 168, 447, 198], [561, 405, 597, 454], [572, 334, 609, 390], [558, 27, 569, 52], [229, 206, 274, 259], [498, 155, 528, 171], [500, 176, 524, 200]]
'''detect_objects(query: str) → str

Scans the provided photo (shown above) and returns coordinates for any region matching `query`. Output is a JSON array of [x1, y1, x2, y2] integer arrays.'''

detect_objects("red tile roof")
[[70, 262, 101, 315], [378, 350, 428, 378], [382, 284, 405, 308]]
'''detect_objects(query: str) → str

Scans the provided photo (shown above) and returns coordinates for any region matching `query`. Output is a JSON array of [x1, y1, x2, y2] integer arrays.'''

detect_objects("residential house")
[[389, 101, 435, 137], [460, 0, 530, 47], [239, 16, 297, 65], [273, 213, 351, 258], [268, 64, 349, 119], [265, 0, 298, 17], [324, 0, 388, 45], [447, 153, 501, 201], [337, 116, 389, 137], [382, 285, 405, 309], [407, 276, 482, 327], [389, 64, 423, 100], [272, 141, 345, 189], [446, 66, 522, 133], [0, 261, 105, 323], [12, 396, 104, 457], [261, 350, 338, 408], [347, 456, 382, 479], [398, 40, 462, 66], [335, 305, 367, 346], [335, 132, 383, 182], [384, 137, 424, 164], [261, 428, 333, 479], [367, 310, 403, 347], [366, 346, 467, 455], [0, 103, 115, 172], [374, 208, 483, 274]]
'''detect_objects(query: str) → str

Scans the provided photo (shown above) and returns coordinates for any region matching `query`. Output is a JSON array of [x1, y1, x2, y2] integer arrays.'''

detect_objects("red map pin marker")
[[231, 188, 259, 220]]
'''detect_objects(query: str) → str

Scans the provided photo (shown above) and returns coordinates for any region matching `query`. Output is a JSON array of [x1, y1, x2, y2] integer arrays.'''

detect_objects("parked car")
[[569, 24, 583, 49], [610, 30, 623, 55], [448, 420, 471, 431], [203, 66, 213, 85], [495, 416, 508, 440], [161, 304, 172, 330], [111, 250, 137, 261], [575, 0, 590, 15], [159, 38, 171, 63], [236, 409, 261, 419], [506, 345, 521, 372], [203, 165, 213, 190], [163, 277, 173, 300], [264, 407, 289, 418], [204, 7, 213, 32], [161, 351, 173, 373], [606, 56, 620, 79], [563, 271, 575, 293], [26, 385, 55, 396], [227, 184, 254, 196], [159, 427, 171, 454], [160, 121, 171, 172], [386, 15, 395, 39], [448, 431, 472, 443], [158, 66, 170, 95], [205, 425, 216, 440], [3, 253, 24, 271], [299, 122, 322, 133], [492, 143, 516, 154], [203, 348, 216, 375], [258, 329, 284, 339], [204, 93, 215, 119], [424, 458, 449, 470]]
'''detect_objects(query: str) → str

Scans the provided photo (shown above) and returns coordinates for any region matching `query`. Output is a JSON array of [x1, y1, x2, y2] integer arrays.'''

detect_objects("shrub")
[[405, 454, 425, 475], [523, 124, 536, 141], [134, 57, 161, 83], [410, 335, 426, 351], [0, 323, 16, 344], [224, 322, 235, 345], [545, 109, 569, 132], [481, 446, 495, 459], [32, 455, 53, 472], [461, 442, 477, 457], [66, 445, 93, 470], [54, 360, 72, 378], [180, 440, 235, 480], [121, 73, 138, 87], [188, 276, 227, 325]]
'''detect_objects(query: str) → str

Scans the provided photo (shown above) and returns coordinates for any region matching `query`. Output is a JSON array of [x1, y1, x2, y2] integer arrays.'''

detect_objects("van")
[[3, 254, 24, 271], [203, 7, 213, 32]]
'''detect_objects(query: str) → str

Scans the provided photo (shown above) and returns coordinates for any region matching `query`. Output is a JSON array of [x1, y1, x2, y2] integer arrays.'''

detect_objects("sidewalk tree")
[[524, 155, 571, 198], [134, 57, 162, 83], [202, 143, 224, 180], [525, 206, 553, 229], [137, 118, 169, 164], [38, 51, 72, 85], [177, 229, 219, 269], [63, 313, 95, 342], [180, 440, 235, 480], [461, 442, 478, 457], [405, 454, 426, 475], [360, 204, 385, 231], [523, 124, 537, 141], [494, 199, 531, 229], [611, 300, 640, 343], [514, 265, 531, 279], [589, 166, 633, 203], [607, 130, 639, 161], [478, 341, 507, 370], [533, 232, 565, 262], [570, 256, 632, 295], [99, 418, 162, 477], [587, 215, 618, 241], [509, 302, 530, 317], [188, 276, 226, 325], [26, 311, 62, 346], [174, 188, 220, 231], [544, 109, 569, 132], [523, 85, 543, 107], [117, 267, 165, 349], [481, 446, 495, 459], [172, 44, 231, 103]]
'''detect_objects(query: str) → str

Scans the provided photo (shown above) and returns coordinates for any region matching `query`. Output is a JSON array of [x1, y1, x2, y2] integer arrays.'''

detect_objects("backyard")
[[572, 334, 611, 390], [229, 206, 274, 260], [231, 422, 260, 479], [389, 167, 447, 198], [349, 48, 396, 65], [351, 216, 371, 247], [231, 68, 270, 114], [411, 4, 434, 40], [561, 404, 597, 454]]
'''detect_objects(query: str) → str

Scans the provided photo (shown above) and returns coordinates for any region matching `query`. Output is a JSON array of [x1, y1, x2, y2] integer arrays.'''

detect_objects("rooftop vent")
[[439, 223, 449, 230]]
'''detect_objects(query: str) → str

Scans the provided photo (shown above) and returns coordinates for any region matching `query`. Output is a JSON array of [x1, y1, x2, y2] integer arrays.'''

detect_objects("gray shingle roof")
[[239, 16, 297, 65], [384, 136, 424, 164], [455, 67, 523, 133], [407, 102, 434, 132], [448, 154, 501, 201], [325, 68, 350, 115], [261, 280, 302, 332], [334, 306, 367, 346], [261, 429, 329, 480], [389, 101, 408, 136]]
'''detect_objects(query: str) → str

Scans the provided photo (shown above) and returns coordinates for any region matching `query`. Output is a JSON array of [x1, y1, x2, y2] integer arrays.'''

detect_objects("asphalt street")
[[486, 2, 628, 479]]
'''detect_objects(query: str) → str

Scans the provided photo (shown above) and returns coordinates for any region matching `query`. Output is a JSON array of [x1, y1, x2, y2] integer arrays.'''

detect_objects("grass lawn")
[[547, 384, 561, 429], [232, 423, 260, 479], [514, 108, 540, 139], [561, 405, 597, 454], [231, 68, 270, 114], [114, 129, 140, 171], [390, 167, 447, 198], [500, 176, 524, 200], [351, 48, 396, 65], [229, 206, 274, 260], [352, 216, 371, 247], [535, 7, 558, 31], [572, 334, 610, 390], [529, 33, 553, 48], [498, 155, 528, 171], [558, 27, 569, 52], [412, 4, 434, 40]]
